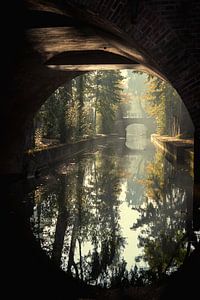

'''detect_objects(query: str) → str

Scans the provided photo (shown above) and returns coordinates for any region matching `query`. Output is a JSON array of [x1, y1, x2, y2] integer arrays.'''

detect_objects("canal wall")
[[23, 135, 109, 178], [151, 134, 194, 173]]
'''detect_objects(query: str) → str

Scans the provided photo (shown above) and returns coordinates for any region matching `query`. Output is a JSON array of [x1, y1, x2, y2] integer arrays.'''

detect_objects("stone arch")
[[2, 0, 200, 186], [42, 0, 199, 129]]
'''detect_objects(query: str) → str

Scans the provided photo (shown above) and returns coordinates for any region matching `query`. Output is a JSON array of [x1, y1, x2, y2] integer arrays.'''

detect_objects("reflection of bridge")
[[102, 136, 155, 156]]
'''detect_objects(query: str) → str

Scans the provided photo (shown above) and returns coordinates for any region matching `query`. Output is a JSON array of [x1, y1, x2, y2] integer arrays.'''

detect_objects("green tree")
[[143, 76, 193, 137], [33, 71, 124, 148], [94, 71, 124, 134]]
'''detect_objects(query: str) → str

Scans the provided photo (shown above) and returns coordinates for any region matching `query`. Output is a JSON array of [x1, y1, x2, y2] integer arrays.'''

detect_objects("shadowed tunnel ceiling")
[[1, 0, 200, 177]]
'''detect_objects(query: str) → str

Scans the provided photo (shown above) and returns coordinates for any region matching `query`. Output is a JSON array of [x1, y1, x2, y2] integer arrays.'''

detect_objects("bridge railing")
[[123, 113, 143, 118]]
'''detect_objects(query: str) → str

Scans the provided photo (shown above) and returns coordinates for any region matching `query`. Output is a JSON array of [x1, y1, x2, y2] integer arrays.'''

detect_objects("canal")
[[27, 124, 196, 289]]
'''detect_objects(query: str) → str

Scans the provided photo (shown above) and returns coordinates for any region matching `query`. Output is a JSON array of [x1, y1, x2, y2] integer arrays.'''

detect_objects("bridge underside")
[[114, 118, 156, 137]]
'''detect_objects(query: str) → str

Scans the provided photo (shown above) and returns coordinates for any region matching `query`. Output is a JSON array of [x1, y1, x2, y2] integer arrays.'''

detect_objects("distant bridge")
[[121, 116, 153, 125], [114, 114, 156, 136]]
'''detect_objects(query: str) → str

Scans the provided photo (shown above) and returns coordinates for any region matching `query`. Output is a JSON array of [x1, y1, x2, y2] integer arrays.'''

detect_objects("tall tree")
[[33, 71, 124, 149], [94, 71, 124, 134], [76, 75, 85, 138], [143, 76, 193, 137]]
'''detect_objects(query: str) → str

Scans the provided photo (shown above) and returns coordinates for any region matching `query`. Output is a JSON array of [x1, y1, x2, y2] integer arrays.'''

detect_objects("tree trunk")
[[51, 176, 68, 267], [65, 81, 73, 142], [67, 218, 78, 277], [77, 76, 84, 138], [67, 158, 85, 277]]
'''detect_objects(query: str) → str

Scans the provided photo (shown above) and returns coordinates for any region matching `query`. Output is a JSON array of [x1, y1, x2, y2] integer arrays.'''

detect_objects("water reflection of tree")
[[31, 150, 126, 286], [51, 176, 69, 267], [78, 151, 125, 287], [30, 180, 59, 254], [131, 149, 193, 281]]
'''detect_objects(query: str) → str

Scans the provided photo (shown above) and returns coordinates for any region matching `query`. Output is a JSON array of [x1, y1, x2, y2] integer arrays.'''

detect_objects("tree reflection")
[[30, 179, 59, 254], [74, 150, 126, 286], [52, 176, 69, 267], [131, 149, 194, 281], [31, 150, 125, 287], [30, 144, 195, 288]]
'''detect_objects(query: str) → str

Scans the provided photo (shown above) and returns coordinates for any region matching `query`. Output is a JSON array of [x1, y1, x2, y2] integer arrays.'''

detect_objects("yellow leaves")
[[117, 170, 132, 178], [146, 163, 154, 174], [35, 128, 43, 148], [146, 189, 156, 199], [66, 103, 78, 127], [136, 178, 148, 185], [141, 150, 165, 198], [34, 186, 45, 204], [121, 93, 132, 104]]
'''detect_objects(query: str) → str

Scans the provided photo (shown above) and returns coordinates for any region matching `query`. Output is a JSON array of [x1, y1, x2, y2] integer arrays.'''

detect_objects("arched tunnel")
[[3, 1, 200, 299]]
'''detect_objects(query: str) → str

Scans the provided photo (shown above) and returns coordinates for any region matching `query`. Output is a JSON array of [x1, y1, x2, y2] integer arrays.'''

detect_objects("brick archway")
[[2, 0, 200, 178], [25, 0, 200, 125]]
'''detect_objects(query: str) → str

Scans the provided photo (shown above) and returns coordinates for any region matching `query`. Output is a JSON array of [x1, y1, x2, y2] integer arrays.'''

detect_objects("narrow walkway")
[[151, 134, 193, 148]]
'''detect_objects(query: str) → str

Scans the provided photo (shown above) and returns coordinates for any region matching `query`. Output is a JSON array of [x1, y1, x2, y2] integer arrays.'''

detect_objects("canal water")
[[29, 125, 194, 288]]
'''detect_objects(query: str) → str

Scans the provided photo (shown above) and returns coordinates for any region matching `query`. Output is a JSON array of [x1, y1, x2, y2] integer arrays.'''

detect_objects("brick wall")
[[63, 0, 200, 133]]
